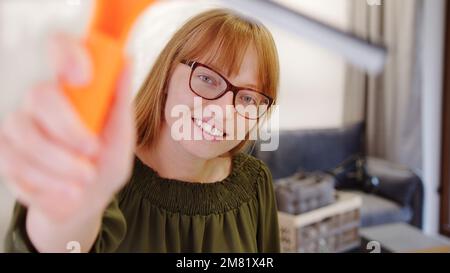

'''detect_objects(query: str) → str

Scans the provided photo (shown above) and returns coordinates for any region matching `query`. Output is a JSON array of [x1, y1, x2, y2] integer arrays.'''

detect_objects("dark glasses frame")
[[181, 60, 274, 120]]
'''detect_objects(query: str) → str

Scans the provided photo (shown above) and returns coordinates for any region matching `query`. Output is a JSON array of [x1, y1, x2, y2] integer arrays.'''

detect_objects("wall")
[[421, 0, 446, 235], [271, 0, 350, 129]]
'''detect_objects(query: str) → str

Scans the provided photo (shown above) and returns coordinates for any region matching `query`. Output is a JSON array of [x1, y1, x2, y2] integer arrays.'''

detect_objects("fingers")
[[0, 134, 81, 207], [48, 33, 92, 86], [1, 109, 96, 184], [0, 33, 107, 219], [23, 83, 99, 157], [33, 33, 99, 157], [0, 33, 134, 217], [0, 148, 33, 207]]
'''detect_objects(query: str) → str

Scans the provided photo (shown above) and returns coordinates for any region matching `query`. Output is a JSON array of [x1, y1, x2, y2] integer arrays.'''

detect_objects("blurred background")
[[0, 0, 449, 252]]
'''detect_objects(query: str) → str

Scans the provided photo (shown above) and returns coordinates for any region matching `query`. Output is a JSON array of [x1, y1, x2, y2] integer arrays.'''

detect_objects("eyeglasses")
[[181, 60, 274, 120]]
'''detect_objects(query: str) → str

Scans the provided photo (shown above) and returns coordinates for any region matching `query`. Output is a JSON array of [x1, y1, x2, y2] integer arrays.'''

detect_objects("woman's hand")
[[0, 34, 135, 251]]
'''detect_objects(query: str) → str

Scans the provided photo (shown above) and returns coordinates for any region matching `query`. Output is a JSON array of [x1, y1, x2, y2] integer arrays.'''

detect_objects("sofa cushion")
[[367, 158, 421, 207], [343, 190, 413, 227], [253, 123, 364, 180]]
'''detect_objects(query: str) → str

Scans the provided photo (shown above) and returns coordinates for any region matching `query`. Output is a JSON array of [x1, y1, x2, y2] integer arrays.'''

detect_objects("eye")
[[239, 94, 257, 105], [198, 75, 215, 85]]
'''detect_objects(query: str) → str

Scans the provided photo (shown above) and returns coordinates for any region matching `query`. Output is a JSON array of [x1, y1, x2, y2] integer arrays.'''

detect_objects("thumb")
[[48, 33, 92, 86], [101, 60, 134, 143], [98, 61, 135, 153], [98, 60, 136, 185]]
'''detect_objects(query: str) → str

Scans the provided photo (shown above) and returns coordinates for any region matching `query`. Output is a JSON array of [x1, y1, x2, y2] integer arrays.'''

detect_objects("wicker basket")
[[278, 191, 362, 253]]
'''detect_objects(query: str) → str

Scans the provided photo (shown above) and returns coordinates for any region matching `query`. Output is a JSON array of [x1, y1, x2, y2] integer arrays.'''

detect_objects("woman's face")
[[163, 46, 260, 160]]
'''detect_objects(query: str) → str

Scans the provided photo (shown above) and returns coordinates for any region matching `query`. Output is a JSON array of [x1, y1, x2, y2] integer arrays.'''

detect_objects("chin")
[[179, 140, 237, 160]]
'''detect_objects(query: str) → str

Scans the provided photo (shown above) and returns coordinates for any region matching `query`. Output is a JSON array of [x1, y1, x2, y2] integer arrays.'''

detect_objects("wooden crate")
[[278, 191, 362, 253]]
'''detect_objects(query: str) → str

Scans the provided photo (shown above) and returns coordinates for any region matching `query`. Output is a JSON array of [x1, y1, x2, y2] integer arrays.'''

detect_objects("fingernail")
[[64, 61, 89, 86], [49, 36, 87, 86]]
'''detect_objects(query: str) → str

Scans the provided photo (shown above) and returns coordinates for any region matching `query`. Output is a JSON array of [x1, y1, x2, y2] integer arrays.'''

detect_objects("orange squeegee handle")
[[61, 0, 156, 134]]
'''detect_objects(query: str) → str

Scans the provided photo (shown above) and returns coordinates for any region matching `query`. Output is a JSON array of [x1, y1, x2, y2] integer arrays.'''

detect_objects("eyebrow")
[[205, 62, 260, 91]]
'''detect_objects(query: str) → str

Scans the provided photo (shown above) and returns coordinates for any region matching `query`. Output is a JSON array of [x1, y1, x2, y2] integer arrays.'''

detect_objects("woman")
[[0, 8, 280, 253]]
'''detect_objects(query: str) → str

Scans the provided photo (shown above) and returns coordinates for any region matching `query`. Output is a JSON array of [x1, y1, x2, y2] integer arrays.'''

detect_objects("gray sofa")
[[253, 123, 424, 229]]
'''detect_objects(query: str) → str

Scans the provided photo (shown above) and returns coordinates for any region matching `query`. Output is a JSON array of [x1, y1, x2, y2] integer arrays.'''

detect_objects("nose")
[[204, 91, 235, 116], [216, 91, 234, 107], [201, 91, 236, 128]]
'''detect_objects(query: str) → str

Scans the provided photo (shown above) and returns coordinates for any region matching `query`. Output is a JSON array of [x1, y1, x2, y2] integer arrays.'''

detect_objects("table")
[[359, 222, 450, 253]]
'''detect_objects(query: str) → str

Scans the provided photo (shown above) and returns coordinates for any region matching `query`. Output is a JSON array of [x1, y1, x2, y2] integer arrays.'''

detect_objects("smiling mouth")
[[192, 118, 226, 138]]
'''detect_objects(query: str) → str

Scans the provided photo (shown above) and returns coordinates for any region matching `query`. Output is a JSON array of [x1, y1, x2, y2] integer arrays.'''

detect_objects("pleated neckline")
[[123, 153, 261, 216]]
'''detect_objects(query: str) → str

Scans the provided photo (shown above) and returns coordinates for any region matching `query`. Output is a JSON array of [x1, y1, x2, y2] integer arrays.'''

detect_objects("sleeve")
[[3, 197, 127, 253], [256, 162, 281, 253]]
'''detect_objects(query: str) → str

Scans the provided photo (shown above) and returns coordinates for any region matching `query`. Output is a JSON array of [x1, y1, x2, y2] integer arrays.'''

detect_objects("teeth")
[[193, 118, 224, 137]]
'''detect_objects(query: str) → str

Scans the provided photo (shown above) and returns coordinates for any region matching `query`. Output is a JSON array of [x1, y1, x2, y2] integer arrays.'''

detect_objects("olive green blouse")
[[4, 153, 280, 253]]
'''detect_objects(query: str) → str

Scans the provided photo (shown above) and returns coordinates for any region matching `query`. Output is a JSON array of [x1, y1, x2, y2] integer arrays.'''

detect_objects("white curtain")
[[344, 0, 423, 171]]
